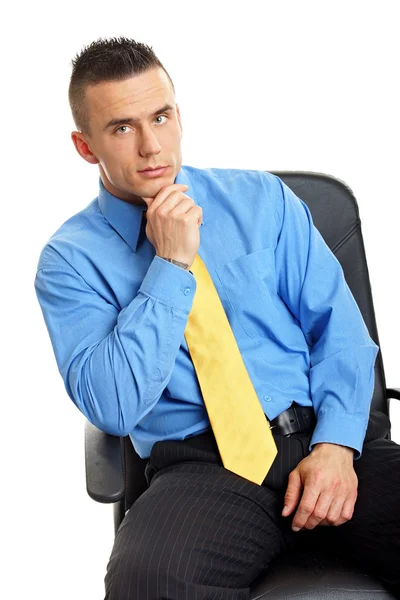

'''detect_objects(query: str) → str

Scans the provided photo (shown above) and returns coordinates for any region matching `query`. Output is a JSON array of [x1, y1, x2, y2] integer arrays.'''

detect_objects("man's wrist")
[[160, 257, 190, 271], [312, 442, 354, 457]]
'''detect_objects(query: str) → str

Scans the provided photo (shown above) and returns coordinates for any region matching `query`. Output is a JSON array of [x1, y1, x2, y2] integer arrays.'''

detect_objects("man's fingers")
[[142, 184, 189, 212], [282, 469, 302, 516], [323, 494, 347, 525], [301, 488, 357, 529], [301, 491, 338, 530], [332, 490, 357, 526], [291, 486, 320, 530]]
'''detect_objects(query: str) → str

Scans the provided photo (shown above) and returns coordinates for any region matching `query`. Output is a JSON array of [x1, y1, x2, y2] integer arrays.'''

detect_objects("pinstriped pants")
[[104, 410, 400, 599]]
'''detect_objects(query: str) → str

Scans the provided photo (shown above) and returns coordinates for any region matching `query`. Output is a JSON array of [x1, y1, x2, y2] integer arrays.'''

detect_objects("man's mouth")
[[138, 166, 169, 177], [139, 165, 168, 172]]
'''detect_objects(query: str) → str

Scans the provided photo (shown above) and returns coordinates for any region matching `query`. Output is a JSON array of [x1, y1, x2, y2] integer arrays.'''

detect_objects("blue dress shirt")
[[34, 165, 379, 459]]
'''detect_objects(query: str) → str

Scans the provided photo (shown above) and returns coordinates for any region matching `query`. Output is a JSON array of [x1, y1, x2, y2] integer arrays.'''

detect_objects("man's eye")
[[116, 115, 168, 134], [116, 125, 129, 134]]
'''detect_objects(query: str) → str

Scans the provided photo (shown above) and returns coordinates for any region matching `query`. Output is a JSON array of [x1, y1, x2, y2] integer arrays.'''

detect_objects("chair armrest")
[[387, 387, 400, 401], [84, 420, 125, 503]]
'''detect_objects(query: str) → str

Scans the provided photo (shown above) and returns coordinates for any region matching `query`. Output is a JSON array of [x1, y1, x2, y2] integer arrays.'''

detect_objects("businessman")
[[34, 36, 400, 599]]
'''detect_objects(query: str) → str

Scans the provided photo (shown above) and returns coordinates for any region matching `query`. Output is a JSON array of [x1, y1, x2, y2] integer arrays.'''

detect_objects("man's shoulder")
[[36, 198, 101, 272], [183, 165, 284, 211], [184, 164, 280, 187]]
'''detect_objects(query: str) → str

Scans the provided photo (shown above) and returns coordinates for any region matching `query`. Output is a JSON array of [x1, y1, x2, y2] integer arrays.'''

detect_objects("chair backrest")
[[121, 171, 388, 511]]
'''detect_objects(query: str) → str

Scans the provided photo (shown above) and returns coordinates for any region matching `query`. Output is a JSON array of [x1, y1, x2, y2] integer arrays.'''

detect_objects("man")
[[34, 37, 400, 599]]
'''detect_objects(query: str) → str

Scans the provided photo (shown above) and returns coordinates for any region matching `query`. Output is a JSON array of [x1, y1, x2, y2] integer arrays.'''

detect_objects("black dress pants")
[[104, 409, 400, 599]]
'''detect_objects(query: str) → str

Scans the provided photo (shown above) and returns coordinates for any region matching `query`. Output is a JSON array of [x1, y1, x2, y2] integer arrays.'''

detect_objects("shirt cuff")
[[139, 255, 196, 313], [309, 410, 369, 460]]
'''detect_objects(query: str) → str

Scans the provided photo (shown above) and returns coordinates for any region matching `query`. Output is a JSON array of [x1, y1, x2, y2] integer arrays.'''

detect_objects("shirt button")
[[263, 395, 272, 402], [184, 287, 191, 295]]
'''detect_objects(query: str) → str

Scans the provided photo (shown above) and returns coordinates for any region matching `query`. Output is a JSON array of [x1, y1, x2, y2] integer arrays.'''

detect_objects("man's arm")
[[269, 174, 380, 459], [34, 248, 196, 437], [263, 174, 379, 530]]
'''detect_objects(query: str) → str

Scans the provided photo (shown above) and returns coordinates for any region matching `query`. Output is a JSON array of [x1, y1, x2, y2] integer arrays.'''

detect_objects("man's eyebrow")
[[103, 104, 174, 131]]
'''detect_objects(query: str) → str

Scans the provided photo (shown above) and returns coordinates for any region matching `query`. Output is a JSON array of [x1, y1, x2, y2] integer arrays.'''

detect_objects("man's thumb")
[[142, 197, 153, 206]]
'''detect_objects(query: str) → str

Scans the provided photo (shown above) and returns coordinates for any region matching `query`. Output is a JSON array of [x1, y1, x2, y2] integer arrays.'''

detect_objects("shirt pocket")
[[215, 246, 278, 339]]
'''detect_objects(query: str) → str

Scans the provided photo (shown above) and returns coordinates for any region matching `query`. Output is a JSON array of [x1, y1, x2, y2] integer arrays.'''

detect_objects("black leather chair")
[[85, 171, 399, 599]]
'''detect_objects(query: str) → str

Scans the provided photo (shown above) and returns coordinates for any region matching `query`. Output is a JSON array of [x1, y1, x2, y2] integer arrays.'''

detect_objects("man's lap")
[[104, 427, 319, 598], [105, 411, 400, 597]]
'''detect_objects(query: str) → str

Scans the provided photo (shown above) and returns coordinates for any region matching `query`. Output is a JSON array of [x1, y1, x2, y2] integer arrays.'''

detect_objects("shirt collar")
[[97, 165, 197, 253]]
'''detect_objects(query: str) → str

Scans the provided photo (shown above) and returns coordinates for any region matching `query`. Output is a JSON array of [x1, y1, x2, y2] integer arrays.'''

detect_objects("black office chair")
[[85, 171, 399, 599]]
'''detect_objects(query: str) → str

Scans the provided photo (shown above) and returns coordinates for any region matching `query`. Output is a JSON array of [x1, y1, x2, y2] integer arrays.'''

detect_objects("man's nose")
[[139, 126, 162, 155]]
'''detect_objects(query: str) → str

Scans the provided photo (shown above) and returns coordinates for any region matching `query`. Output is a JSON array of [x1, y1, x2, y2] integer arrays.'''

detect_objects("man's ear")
[[71, 131, 99, 165]]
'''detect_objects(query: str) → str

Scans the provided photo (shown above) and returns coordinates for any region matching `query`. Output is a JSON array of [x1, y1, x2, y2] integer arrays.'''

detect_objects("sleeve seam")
[[36, 263, 100, 297], [37, 265, 79, 275]]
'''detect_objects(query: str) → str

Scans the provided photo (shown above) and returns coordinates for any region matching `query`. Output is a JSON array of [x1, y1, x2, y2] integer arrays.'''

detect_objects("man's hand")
[[142, 184, 202, 270], [281, 442, 358, 531]]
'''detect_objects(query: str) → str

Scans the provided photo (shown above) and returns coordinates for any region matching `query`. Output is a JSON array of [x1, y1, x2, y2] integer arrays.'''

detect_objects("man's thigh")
[[104, 462, 288, 600]]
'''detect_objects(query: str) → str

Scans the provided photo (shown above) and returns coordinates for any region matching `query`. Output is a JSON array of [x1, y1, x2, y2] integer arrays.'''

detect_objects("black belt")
[[269, 404, 316, 436], [183, 404, 316, 443]]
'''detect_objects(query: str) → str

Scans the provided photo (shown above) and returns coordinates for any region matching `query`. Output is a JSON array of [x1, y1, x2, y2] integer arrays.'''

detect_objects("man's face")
[[71, 67, 183, 205]]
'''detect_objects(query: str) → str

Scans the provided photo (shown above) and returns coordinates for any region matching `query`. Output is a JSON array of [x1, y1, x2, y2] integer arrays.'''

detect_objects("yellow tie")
[[184, 253, 278, 485]]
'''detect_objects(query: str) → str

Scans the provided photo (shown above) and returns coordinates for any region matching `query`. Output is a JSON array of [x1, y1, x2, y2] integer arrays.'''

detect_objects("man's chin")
[[141, 176, 175, 195]]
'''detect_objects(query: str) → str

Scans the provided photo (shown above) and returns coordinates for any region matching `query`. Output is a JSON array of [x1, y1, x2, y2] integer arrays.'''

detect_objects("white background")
[[2, 1, 399, 598]]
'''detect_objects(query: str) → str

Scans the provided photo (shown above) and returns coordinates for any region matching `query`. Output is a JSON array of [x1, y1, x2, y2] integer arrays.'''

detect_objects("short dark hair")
[[68, 36, 175, 136]]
